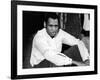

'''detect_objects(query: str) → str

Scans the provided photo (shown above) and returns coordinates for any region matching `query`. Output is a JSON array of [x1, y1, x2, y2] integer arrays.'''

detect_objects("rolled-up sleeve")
[[44, 50, 72, 66], [34, 34, 72, 66]]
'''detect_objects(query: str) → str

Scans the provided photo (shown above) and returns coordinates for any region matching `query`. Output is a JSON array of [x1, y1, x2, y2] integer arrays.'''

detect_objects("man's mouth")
[[51, 32, 56, 35]]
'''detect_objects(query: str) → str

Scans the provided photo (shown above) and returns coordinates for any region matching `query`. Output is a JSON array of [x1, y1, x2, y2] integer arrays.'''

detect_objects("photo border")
[[11, 0, 98, 79]]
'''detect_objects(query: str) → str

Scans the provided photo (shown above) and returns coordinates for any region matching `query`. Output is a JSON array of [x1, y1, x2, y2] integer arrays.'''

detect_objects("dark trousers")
[[34, 45, 82, 68], [63, 45, 82, 62]]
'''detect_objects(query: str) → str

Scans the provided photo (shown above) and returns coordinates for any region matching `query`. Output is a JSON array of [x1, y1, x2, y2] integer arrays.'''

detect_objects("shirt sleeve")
[[62, 30, 89, 61], [34, 33, 72, 66], [62, 30, 79, 46], [77, 40, 89, 61]]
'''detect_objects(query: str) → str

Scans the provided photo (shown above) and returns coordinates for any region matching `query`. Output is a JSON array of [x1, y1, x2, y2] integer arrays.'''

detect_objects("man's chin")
[[49, 33, 57, 38], [51, 33, 56, 36], [50, 35, 55, 38], [51, 36, 55, 38]]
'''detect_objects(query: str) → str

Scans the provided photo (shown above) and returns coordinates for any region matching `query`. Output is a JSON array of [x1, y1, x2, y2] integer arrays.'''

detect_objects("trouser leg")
[[33, 59, 57, 68], [63, 45, 83, 62]]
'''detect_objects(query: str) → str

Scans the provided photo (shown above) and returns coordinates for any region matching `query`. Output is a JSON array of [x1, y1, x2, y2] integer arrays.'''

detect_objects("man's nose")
[[52, 26, 56, 30]]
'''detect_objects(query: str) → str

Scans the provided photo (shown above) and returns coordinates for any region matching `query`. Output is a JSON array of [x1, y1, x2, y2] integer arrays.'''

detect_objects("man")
[[30, 13, 89, 68]]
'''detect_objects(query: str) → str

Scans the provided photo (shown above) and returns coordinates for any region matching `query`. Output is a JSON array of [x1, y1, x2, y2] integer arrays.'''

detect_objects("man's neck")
[[50, 36, 55, 38]]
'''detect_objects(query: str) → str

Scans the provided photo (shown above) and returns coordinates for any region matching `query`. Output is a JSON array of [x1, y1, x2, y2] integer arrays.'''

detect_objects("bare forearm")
[[72, 60, 89, 66]]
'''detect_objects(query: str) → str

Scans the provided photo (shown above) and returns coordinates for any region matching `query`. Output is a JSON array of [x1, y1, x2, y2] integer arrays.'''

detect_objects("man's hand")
[[72, 60, 89, 66], [83, 59, 90, 66]]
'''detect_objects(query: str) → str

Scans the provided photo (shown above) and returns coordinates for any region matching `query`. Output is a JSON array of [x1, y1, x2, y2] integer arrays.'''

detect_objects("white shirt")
[[30, 28, 89, 67]]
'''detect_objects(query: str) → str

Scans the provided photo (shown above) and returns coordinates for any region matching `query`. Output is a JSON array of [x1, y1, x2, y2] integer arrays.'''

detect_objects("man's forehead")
[[48, 18, 58, 23]]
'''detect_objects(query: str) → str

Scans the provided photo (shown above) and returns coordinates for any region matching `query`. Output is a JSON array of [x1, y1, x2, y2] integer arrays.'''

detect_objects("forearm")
[[44, 50, 72, 66], [77, 40, 89, 61], [72, 59, 89, 66]]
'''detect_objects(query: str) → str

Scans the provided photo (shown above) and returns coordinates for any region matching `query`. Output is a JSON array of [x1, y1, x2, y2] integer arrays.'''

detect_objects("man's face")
[[46, 18, 59, 37]]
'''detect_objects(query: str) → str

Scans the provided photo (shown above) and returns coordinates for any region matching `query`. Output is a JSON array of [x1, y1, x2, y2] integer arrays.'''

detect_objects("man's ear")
[[44, 21, 46, 28]]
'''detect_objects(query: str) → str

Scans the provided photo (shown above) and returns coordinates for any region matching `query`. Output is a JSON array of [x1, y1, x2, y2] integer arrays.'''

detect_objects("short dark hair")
[[44, 12, 60, 24]]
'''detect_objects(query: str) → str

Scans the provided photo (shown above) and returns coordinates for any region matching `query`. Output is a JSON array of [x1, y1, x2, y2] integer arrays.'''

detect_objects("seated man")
[[30, 13, 89, 68]]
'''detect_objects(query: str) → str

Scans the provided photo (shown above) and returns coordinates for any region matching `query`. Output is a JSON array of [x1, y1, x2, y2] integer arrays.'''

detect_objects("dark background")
[[23, 11, 46, 68]]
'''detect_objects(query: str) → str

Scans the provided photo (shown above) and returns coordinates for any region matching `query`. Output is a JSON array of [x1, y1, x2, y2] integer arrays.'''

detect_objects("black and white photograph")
[[11, 0, 97, 79], [23, 12, 90, 68]]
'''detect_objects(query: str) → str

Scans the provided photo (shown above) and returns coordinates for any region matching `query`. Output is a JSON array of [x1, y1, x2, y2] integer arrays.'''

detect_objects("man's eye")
[[49, 25, 53, 27], [55, 25, 58, 27], [50, 25, 53, 27]]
